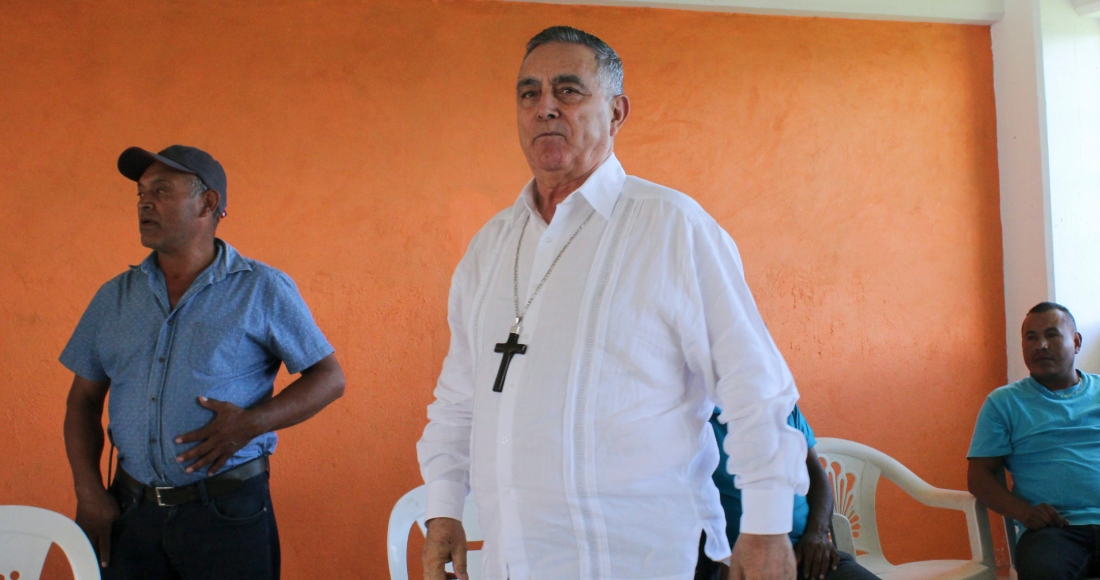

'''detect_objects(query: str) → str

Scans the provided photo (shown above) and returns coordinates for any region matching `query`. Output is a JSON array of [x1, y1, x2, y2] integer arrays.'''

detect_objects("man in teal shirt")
[[968, 302, 1100, 579], [698, 406, 875, 579]]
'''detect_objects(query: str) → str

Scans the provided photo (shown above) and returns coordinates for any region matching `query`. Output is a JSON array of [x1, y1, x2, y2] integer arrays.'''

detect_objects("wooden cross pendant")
[[492, 324, 527, 392]]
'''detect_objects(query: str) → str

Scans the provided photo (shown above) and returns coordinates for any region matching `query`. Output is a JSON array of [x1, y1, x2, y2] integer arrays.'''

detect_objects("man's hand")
[[793, 529, 838, 580], [74, 486, 120, 568], [175, 397, 260, 476], [730, 533, 796, 580], [1019, 503, 1069, 530], [423, 517, 468, 580]]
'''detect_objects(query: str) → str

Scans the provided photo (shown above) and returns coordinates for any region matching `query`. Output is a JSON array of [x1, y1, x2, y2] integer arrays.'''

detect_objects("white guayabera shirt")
[[417, 155, 809, 580]]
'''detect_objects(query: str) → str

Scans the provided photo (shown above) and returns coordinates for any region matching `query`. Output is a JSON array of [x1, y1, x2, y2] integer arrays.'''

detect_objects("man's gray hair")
[[188, 174, 224, 224], [525, 26, 624, 97], [187, 174, 208, 197]]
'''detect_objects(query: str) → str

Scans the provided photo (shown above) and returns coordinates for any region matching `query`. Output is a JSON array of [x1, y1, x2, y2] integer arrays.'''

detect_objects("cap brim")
[[117, 147, 197, 182]]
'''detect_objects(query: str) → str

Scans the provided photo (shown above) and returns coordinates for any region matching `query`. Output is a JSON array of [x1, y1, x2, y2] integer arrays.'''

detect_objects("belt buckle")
[[154, 486, 173, 507]]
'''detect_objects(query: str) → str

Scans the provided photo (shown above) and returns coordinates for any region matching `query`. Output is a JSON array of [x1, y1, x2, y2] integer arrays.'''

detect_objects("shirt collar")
[[138, 238, 252, 283], [512, 153, 627, 222]]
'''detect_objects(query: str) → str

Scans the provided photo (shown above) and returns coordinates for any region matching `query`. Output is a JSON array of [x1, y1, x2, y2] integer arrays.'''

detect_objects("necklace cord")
[[513, 209, 597, 325]]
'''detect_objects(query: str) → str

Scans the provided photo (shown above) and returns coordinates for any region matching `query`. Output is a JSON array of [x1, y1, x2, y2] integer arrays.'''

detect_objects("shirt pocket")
[[188, 321, 245, 377]]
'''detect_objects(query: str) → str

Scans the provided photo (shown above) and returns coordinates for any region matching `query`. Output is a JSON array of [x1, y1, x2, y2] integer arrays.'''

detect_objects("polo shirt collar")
[[512, 153, 626, 222]]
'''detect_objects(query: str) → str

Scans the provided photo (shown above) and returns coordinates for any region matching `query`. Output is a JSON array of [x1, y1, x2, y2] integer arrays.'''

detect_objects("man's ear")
[[1075, 332, 1083, 353], [609, 93, 630, 137], [200, 189, 222, 218]]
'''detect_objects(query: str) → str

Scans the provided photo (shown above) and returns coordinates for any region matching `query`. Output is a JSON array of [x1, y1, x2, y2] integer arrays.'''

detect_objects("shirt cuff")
[[424, 480, 468, 522], [739, 488, 794, 535]]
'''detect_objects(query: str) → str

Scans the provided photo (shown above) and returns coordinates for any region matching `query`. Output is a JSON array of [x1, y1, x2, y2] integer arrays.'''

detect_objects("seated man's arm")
[[793, 447, 839, 579], [967, 456, 1067, 530]]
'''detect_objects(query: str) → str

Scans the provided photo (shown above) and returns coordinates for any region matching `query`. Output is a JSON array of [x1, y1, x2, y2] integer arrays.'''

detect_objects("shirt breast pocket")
[[187, 321, 245, 377]]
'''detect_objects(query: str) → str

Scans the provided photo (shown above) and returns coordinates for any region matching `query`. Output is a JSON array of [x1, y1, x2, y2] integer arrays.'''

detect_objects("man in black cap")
[[62, 145, 346, 579]]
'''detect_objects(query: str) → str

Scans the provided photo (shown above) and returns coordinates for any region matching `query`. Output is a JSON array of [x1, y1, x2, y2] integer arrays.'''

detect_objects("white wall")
[[993, 0, 1100, 380], [992, 0, 1053, 382], [1041, 0, 1100, 373]]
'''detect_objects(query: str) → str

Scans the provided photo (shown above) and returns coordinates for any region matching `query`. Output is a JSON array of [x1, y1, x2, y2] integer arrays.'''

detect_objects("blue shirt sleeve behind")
[[712, 404, 817, 546], [788, 405, 816, 449]]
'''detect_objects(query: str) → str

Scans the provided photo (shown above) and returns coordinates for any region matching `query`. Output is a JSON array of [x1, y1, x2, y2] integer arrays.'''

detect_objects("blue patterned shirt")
[[61, 239, 334, 486]]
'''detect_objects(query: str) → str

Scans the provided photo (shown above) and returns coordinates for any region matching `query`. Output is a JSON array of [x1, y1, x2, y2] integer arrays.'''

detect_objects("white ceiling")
[[1074, 0, 1100, 18], [496, 0, 1097, 24]]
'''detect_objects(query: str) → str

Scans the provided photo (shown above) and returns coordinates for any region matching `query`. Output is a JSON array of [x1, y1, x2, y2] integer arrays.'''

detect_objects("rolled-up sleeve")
[[682, 217, 809, 535]]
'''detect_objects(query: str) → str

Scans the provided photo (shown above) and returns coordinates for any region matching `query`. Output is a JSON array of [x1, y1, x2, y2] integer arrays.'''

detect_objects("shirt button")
[[501, 437, 509, 444], [150, 396, 157, 402], [158, 357, 166, 363], [149, 438, 157, 444]]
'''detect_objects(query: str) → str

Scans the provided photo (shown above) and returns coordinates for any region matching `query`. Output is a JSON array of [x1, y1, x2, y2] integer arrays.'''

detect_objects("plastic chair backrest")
[[831, 512, 857, 556], [994, 467, 1019, 568], [1004, 514, 1020, 571], [815, 441, 891, 570], [0, 505, 100, 580], [387, 486, 483, 580]]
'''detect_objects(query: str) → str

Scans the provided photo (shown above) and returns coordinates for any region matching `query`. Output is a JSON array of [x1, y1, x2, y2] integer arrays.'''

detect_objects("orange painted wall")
[[0, 0, 1006, 576]]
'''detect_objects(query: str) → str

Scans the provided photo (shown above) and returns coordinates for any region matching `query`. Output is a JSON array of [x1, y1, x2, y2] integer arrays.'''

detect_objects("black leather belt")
[[116, 456, 269, 507]]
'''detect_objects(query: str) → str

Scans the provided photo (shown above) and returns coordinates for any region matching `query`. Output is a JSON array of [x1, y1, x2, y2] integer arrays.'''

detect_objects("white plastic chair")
[[388, 486, 483, 580], [993, 468, 1020, 579], [815, 438, 996, 580], [0, 505, 100, 580], [1003, 513, 1020, 580], [832, 511, 859, 555]]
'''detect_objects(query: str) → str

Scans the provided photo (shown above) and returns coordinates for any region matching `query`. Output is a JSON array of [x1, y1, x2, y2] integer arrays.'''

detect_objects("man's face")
[[1021, 310, 1081, 382], [136, 161, 211, 252], [516, 42, 625, 178]]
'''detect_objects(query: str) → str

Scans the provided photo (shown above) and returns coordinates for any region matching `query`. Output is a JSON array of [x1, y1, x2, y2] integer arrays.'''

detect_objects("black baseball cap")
[[118, 145, 228, 215]]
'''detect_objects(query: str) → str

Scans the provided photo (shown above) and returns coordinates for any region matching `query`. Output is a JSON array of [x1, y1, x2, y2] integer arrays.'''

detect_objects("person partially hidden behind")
[[968, 302, 1100, 580], [697, 406, 877, 580], [61, 145, 345, 579]]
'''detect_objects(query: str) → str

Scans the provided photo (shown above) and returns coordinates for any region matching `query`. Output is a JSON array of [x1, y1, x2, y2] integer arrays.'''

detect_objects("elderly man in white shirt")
[[417, 26, 809, 580]]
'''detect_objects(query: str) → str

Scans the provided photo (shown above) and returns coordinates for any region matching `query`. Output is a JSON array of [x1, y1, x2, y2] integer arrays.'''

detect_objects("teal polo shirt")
[[969, 372, 1100, 525]]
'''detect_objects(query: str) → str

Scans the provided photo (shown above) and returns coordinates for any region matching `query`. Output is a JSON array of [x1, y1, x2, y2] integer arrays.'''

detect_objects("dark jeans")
[[104, 471, 280, 580], [1017, 525, 1100, 580], [694, 533, 876, 580]]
